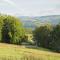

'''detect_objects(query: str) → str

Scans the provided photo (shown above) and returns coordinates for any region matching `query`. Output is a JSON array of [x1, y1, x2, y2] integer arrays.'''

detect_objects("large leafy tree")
[[0, 15, 25, 44], [33, 24, 52, 48]]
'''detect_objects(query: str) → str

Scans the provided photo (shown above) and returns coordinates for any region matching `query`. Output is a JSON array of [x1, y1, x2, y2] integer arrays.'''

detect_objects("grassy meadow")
[[0, 43, 60, 60]]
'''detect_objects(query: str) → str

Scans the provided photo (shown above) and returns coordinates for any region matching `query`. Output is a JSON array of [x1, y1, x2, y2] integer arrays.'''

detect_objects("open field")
[[0, 43, 60, 60]]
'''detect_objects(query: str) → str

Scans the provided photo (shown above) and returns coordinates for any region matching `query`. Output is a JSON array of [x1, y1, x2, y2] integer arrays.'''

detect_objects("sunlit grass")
[[0, 43, 60, 60]]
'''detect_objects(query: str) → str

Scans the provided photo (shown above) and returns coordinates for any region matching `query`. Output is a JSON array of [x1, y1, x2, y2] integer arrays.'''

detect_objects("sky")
[[0, 0, 60, 16]]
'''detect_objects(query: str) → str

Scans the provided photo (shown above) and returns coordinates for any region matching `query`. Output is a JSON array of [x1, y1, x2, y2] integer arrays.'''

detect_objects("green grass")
[[0, 43, 60, 60]]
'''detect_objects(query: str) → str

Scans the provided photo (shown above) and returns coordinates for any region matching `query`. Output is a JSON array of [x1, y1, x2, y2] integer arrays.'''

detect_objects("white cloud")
[[3, 0, 16, 6], [0, 0, 60, 16]]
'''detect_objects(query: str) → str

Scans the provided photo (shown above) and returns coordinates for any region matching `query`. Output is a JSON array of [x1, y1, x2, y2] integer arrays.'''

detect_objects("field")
[[0, 43, 60, 60]]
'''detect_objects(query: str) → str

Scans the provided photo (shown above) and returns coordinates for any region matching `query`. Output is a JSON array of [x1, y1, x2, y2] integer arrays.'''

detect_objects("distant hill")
[[19, 15, 60, 29]]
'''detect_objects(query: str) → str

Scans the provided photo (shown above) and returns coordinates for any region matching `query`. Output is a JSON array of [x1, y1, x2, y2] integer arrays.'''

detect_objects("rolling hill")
[[19, 15, 60, 29]]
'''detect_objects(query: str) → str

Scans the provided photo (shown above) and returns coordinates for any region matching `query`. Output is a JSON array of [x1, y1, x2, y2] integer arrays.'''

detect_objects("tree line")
[[33, 23, 60, 52]]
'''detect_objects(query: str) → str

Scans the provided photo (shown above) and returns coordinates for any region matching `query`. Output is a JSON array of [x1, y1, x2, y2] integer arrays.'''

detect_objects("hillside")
[[19, 15, 60, 29], [0, 43, 60, 60]]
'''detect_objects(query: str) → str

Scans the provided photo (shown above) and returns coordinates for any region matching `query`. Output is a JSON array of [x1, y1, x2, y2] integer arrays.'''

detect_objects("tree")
[[0, 15, 4, 42], [49, 24, 60, 52], [0, 15, 25, 44], [33, 24, 52, 48]]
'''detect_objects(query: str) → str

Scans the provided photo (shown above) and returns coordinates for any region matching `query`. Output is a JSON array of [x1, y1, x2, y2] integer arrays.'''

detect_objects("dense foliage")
[[33, 23, 60, 52], [0, 15, 25, 44], [0, 14, 60, 52], [49, 24, 60, 52]]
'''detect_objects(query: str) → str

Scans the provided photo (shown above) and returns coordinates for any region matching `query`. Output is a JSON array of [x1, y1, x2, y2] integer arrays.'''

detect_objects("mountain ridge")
[[19, 15, 60, 29]]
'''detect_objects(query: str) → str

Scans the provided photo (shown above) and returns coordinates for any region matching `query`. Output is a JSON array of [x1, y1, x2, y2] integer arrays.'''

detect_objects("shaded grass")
[[0, 43, 60, 60]]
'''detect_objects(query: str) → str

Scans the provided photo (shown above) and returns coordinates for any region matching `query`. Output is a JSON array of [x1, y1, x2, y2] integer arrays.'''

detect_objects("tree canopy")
[[0, 15, 25, 44], [33, 23, 60, 52]]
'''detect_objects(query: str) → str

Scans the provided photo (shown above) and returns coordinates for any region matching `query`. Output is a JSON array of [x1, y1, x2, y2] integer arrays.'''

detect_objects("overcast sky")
[[0, 0, 60, 16]]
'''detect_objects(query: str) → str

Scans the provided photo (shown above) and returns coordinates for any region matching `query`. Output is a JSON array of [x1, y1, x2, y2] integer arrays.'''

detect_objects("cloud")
[[0, 0, 60, 16], [3, 0, 16, 6]]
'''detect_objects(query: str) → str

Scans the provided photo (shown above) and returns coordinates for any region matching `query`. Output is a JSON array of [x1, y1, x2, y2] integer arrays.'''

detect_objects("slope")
[[0, 43, 60, 60]]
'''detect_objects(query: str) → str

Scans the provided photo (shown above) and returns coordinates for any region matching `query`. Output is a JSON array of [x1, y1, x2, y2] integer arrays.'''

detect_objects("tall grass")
[[0, 43, 60, 60]]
